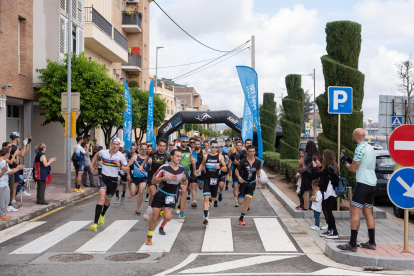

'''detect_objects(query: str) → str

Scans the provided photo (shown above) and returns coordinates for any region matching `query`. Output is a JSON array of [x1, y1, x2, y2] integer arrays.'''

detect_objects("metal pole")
[[155, 48, 158, 100], [337, 114, 341, 211], [313, 68, 316, 141], [251, 35, 255, 69], [402, 209, 410, 253], [66, 0, 72, 193]]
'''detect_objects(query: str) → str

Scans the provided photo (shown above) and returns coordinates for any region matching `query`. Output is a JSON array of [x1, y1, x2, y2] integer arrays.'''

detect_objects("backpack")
[[335, 175, 347, 197], [71, 152, 79, 163]]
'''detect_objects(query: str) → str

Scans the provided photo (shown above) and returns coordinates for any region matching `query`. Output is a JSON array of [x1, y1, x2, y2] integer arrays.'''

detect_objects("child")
[[310, 179, 323, 230]]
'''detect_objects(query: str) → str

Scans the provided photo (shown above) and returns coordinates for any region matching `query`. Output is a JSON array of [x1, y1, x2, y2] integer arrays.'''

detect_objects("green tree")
[[223, 128, 232, 137], [130, 88, 167, 142], [35, 53, 125, 146], [259, 93, 277, 152], [316, 21, 364, 186], [302, 90, 313, 133]]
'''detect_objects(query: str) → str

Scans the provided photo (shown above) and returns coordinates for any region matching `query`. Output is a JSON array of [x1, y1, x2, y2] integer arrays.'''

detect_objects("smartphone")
[[341, 150, 346, 156], [313, 155, 317, 162]]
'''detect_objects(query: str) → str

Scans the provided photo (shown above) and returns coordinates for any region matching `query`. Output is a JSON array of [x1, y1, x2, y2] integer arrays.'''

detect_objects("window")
[[7, 105, 20, 118], [18, 16, 26, 74]]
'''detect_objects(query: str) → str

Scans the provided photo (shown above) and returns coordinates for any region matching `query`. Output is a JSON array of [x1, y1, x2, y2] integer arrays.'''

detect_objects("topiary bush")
[[260, 93, 277, 152], [280, 75, 304, 159], [316, 21, 365, 187]]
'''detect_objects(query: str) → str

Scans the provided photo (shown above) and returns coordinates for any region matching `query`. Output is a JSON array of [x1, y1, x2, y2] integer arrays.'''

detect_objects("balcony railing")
[[114, 28, 128, 51], [122, 12, 142, 30], [167, 109, 170, 115], [85, 7, 112, 37], [122, 54, 142, 68]]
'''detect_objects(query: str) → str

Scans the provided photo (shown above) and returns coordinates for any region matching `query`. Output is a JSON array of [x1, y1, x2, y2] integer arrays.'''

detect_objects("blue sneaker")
[[145, 196, 149, 202], [179, 211, 186, 219]]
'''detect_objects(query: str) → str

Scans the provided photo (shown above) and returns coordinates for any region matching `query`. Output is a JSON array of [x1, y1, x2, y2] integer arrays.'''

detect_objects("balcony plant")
[[129, 81, 139, 88], [125, 8, 134, 15]]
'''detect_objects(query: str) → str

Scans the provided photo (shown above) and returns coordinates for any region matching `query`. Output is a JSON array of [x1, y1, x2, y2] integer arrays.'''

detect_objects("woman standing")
[[297, 141, 319, 210], [34, 143, 56, 205]]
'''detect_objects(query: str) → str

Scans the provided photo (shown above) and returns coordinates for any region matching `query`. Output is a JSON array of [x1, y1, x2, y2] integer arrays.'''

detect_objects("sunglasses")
[[190, 142, 195, 144], [169, 144, 174, 146], [181, 140, 188, 143], [141, 148, 147, 150], [211, 146, 218, 149]]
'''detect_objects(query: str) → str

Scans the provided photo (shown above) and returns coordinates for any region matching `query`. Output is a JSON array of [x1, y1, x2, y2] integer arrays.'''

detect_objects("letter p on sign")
[[328, 86, 353, 114]]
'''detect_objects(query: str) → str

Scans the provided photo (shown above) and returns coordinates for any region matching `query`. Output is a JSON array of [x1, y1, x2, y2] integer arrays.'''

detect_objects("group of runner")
[[86, 135, 261, 247]]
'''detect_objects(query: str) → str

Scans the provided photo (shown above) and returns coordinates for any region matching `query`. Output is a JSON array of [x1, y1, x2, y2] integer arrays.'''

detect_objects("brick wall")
[[0, 0, 34, 100]]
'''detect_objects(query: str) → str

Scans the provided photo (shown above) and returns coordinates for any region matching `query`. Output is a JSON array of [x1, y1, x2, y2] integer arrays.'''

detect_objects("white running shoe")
[[175, 207, 180, 214], [7, 206, 18, 212], [310, 225, 320, 230], [321, 224, 328, 230], [22, 191, 31, 197]]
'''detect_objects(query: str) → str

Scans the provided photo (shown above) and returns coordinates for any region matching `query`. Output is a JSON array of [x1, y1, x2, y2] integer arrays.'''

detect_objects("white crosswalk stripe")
[[254, 217, 297, 252], [139, 219, 185, 253], [202, 218, 233, 252], [0, 221, 46, 245]]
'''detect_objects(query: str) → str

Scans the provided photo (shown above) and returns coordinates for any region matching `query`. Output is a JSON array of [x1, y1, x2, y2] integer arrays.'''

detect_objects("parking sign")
[[328, 86, 353, 114]]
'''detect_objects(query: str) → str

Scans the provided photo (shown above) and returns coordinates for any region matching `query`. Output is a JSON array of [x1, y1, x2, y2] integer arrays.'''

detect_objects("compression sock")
[[101, 204, 110, 216], [368, 228, 375, 244], [203, 210, 209, 218], [148, 230, 153, 237], [160, 222, 166, 228], [94, 204, 103, 224], [122, 191, 126, 198], [146, 193, 149, 199], [226, 180, 229, 187], [350, 230, 358, 246], [239, 213, 245, 221], [115, 190, 119, 197]]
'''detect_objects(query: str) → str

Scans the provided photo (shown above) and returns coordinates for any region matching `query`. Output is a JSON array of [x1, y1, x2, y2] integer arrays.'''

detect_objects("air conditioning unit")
[[126, 0, 139, 3]]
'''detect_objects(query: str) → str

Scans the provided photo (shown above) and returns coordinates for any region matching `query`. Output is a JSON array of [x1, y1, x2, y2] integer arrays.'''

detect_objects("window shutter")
[[59, 15, 68, 63], [77, 0, 83, 24], [76, 28, 84, 55], [72, 0, 77, 20], [60, 0, 66, 11]]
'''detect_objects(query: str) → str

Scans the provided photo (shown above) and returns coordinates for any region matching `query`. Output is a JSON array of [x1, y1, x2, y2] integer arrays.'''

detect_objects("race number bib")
[[165, 196, 175, 204], [210, 178, 218, 185]]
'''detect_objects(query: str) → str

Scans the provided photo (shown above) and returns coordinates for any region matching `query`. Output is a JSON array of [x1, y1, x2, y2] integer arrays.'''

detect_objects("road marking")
[[254, 217, 297, 252], [76, 220, 138, 253], [395, 141, 414, 150], [179, 255, 298, 274], [139, 219, 184, 252], [11, 221, 90, 254], [0, 221, 46, 245], [201, 218, 233, 252]]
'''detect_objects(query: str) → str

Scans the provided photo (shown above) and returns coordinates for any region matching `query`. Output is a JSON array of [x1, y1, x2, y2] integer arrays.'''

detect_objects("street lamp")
[[368, 117, 373, 142], [154, 46, 164, 97], [301, 69, 316, 141]]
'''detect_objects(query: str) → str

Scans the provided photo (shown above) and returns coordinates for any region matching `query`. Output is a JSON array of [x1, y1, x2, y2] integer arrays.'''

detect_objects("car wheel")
[[393, 205, 404, 218]]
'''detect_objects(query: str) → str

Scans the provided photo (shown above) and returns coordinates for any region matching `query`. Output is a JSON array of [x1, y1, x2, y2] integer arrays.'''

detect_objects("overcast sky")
[[149, 0, 414, 123]]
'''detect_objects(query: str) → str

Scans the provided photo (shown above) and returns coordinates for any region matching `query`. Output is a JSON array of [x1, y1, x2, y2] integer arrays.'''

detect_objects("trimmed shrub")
[[259, 93, 277, 152], [263, 151, 280, 168]]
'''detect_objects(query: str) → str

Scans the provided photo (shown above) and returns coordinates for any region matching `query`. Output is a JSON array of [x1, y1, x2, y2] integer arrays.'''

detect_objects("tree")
[[396, 57, 414, 124], [223, 128, 232, 137], [302, 90, 313, 133], [259, 93, 277, 152], [130, 88, 167, 142], [280, 75, 305, 159], [35, 53, 126, 146], [316, 21, 365, 186]]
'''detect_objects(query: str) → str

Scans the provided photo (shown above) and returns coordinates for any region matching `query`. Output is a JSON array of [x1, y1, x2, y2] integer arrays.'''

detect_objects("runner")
[[239, 138, 252, 161], [73, 137, 89, 193], [235, 145, 261, 226], [138, 138, 169, 221], [115, 141, 132, 205], [167, 141, 176, 154], [89, 137, 129, 231], [215, 144, 230, 207], [189, 139, 204, 208], [230, 141, 243, 207], [221, 139, 232, 190], [146, 149, 187, 245], [203, 140, 210, 154], [175, 136, 194, 219]]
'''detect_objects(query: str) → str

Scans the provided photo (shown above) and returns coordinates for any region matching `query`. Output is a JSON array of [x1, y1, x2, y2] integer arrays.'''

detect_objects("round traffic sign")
[[387, 167, 414, 209], [388, 124, 414, 166]]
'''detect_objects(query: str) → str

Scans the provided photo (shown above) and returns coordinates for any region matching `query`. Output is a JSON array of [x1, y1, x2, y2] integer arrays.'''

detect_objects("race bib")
[[165, 195, 175, 204], [210, 178, 218, 185]]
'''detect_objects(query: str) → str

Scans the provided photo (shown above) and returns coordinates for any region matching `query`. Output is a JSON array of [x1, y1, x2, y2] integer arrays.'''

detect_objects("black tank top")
[[205, 154, 220, 179]]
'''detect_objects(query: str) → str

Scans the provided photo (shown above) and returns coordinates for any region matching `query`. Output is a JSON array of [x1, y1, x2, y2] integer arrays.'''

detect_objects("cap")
[[111, 137, 121, 144], [120, 141, 125, 148]]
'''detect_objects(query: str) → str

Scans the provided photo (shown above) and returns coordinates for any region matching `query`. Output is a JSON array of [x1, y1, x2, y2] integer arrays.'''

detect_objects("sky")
[[148, 0, 414, 123]]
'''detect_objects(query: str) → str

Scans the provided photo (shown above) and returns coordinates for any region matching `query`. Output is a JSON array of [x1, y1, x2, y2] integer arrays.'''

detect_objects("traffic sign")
[[305, 123, 311, 130], [391, 116, 403, 127], [389, 124, 414, 166], [328, 86, 353, 114], [305, 129, 310, 135], [387, 167, 414, 209]]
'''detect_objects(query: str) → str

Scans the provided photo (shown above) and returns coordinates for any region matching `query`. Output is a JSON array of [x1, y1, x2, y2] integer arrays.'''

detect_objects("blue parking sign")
[[328, 86, 353, 114]]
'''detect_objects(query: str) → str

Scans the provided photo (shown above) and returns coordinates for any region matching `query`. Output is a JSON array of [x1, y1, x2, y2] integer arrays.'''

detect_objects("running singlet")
[[119, 149, 132, 175], [205, 154, 221, 181], [237, 158, 261, 183], [154, 163, 186, 194], [177, 147, 191, 174], [222, 146, 231, 154], [149, 150, 169, 175], [192, 149, 204, 172], [99, 150, 128, 177], [133, 155, 150, 178]]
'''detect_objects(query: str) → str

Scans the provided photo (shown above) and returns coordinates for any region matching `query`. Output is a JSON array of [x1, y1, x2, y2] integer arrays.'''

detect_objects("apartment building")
[[0, 0, 34, 166], [174, 86, 203, 111]]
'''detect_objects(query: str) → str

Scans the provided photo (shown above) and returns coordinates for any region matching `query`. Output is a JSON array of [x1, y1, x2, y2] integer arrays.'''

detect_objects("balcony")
[[122, 54, 142, 71], [122, 12, 142, 33], [84, 7, 128, 63]]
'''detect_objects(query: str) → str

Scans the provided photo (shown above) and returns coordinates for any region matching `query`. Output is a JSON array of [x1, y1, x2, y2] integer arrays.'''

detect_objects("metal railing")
[[122, 12, 142, 30], [114, 28, 128, 50], [84, 7, 112, 38], [122, 54, 142, 68]]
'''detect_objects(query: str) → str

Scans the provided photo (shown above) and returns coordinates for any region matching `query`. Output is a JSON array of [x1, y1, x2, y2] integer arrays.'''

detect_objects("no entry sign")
[[389, 125, 414, 166]]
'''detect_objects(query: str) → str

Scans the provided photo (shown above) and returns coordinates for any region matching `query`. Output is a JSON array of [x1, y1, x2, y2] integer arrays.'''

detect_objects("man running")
[[230, 141, 243, 207], [189, 139, 204, 207], [239, 138, 252, 161], [89, 137, 129, 231], [215, 144, 230, 207], [139, 138, 169, 221], [73, 137, 89, 193], [129, 143, 151, 215], [235, 145, 261, 226], [146, 149, 187, 245], [221, 139, 232, 190], [167, 142, 176, 154], [200, 140, 227, 225], [175, 136, 194, 219], [115, 141, 132, 205]]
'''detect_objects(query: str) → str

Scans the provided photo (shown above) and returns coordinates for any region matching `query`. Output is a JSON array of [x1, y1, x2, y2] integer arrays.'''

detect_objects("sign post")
[[328, 86, 353, 211]]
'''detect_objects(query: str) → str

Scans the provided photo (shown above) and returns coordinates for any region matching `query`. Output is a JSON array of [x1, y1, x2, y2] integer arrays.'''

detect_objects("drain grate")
[[105, 253, 150, 262], [48, 254, 93, 262]]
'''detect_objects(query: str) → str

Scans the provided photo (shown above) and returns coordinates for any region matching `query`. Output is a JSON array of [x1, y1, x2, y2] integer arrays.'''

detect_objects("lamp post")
[[368, 117, 373, 142], [302, 69, 316, 141], [154, 46, 164, 99]]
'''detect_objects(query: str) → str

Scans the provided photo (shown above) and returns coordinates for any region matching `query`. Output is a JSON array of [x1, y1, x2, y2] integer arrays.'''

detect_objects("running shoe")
[[143, 208, 152, 221], [186, 196, 190, 200], [310, 225, 320, 230], [135, 210, 141, 216], [179, 211, 186, 219], [214, 201, 218, 207], [89, 223, 97, 232], [203, 218, 209, 225], [321, 224, 328, 230], [218, 194, 223, 201], [114, 197, 119, 204], [225, 186, 228, 190], [22, 191, 31, 197], [209, 201, 214, 208], [79, 188, 85, 192], [121, 197, 125, 205], [160, 210, 164, 217], [326, 231, 339, 239], [128, 195, 132, 198], [145, 196, 149, 202], [175, 207, 180, 214], [7, 206, 18, 212], [98, 214, 105, 226], [235, 202, 239, 207], [145, 236, 152, 245], [238, 219, 246, 226], [320, 230, 330, 237], [191, 202, 197, 208], [0, 215, 10, 221], [337, 242, 357, 252], [360, 241, 376, 250], [74, 188, 81, 193], [159, 227, 166, 235], [247, 207, 250, 211]]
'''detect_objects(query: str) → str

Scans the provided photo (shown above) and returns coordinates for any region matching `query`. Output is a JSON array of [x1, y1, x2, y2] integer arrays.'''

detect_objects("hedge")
[[259, 93, 277, 152]]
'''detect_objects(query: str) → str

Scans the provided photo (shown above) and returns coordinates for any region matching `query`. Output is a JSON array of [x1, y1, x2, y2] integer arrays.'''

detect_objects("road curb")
[[0, 189, 97, 231], [265, 180, 386, 219], [325, 242, 414, 270]]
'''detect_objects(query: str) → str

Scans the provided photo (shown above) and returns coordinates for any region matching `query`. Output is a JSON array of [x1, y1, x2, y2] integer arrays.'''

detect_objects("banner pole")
[[337, 114, 341, 211]]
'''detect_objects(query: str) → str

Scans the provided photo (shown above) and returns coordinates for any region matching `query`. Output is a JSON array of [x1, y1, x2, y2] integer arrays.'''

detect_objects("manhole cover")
[[105, 253, 150, 262], [48, 254, 93, 262]]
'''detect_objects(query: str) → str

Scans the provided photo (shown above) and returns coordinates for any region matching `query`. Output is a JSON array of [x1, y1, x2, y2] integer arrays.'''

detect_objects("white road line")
[[179, 255, 298, 273], [395, 141, 414, 150], [201, 218, 233, 252], [0, 221, 46, 245], [254, 217, 297, 252], [139, 219, 184, 253], [76, 220, 138, 253], [10, 221, 90, 254]]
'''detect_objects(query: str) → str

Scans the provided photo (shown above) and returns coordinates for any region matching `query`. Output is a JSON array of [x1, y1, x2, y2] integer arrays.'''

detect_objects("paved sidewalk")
[[0, 173, 98, 230]]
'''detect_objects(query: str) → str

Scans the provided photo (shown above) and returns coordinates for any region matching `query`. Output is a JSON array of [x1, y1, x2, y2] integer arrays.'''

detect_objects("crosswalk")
[[4, 217, 297, 255]]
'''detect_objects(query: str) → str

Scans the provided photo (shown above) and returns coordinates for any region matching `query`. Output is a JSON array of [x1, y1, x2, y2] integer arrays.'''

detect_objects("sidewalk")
[[263, 165, 414, 271], [0, 173, 98, 231]]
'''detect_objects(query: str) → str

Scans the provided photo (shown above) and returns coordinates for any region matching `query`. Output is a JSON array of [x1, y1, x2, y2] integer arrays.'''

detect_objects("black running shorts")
[[151, 191, 176, 209], [238, 182, 256, 199], [203, 177, 219, 198], [98, 175, 119, 199], [352, 182, 376, 209]]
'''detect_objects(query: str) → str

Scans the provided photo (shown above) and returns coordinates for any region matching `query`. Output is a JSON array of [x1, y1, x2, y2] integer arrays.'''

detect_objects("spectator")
[[338, 128, 377, 252], [34, 143, 56, 205], [96, 146, 103, 177], [310, 180, 322, 230], [0, 147, 25, 220], [2, 142, 19, 212], [82, 142, 96, 187], [86, 135, 94, 147], [73, 137, 88, 192]]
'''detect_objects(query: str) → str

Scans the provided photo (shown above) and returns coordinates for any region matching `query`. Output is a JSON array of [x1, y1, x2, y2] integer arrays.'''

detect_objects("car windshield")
[[376, 156, 396, 168]]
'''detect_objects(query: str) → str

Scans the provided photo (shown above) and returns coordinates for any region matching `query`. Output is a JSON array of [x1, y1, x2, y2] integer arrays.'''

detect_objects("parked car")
[[368, 142, 383, 150], [374, 150, 396, 198]]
